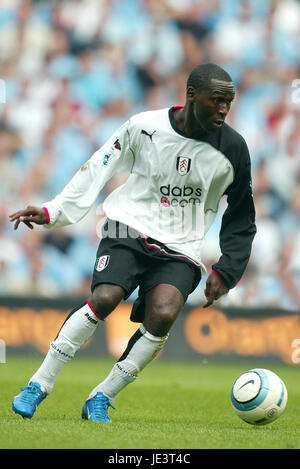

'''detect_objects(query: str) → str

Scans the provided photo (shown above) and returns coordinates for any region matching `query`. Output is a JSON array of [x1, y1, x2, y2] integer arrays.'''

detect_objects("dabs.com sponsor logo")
[[160, 184, 202, 207]]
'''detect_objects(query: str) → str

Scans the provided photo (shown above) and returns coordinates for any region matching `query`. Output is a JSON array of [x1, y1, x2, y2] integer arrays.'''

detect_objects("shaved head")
[[187, 63, 235, 96]]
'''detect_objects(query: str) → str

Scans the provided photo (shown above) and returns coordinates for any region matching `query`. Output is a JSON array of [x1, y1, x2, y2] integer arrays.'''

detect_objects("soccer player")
[[10, 63, 256, 422]]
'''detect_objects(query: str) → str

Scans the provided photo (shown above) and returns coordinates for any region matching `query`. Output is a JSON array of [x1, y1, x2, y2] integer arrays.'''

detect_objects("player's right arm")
[[9, 120, 134, 231]]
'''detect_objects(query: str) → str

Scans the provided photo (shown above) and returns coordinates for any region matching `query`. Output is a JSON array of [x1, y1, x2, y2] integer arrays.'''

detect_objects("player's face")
[[188, 83, 235, 132]]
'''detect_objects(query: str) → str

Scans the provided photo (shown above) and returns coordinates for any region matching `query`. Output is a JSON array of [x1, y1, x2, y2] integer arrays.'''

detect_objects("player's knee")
[[89, 284, 123, 316], [148, 298, 180, 333], [155, 305, 178, 327]]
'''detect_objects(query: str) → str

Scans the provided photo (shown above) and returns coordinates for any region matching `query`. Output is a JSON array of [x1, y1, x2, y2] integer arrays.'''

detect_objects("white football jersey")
[[44, 107, 256, 287]]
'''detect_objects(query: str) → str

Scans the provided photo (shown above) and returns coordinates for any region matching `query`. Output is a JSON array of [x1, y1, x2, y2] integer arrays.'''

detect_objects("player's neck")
[[173, 106, 207, 139]]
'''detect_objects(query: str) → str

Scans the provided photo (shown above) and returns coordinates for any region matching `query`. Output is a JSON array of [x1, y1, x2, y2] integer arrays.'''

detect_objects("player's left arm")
[[206, 140, 256, 304], [203, 271, 229, 308]]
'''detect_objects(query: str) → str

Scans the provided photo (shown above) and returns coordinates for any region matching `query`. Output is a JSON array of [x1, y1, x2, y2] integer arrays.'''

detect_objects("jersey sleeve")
[[212, 140, 256, 289], [42, 120, 134, 228]]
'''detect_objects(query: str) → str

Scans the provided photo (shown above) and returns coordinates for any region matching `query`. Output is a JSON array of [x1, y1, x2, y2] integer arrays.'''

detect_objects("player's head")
[[186, 63, 235, 132]]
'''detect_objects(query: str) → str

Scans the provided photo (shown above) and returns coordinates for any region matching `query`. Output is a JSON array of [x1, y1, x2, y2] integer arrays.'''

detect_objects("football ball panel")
[[231, 369, 269, 411], [232, 371, 261, 403]]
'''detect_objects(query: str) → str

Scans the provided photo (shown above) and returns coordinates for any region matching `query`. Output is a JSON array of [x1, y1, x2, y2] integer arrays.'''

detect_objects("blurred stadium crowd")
[[0, 0, 300, 310]]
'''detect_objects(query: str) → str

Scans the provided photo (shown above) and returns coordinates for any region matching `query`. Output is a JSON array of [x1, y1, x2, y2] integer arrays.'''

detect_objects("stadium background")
[[0, 0, 300, 365]]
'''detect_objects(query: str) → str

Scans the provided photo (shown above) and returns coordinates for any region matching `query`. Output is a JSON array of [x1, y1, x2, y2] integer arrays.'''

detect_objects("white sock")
[[30, 302, 103, 394], [89, 324, 168, 401]]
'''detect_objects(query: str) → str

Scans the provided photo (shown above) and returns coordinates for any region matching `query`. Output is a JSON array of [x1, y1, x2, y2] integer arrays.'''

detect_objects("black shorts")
[[91, 220, 201, 322]]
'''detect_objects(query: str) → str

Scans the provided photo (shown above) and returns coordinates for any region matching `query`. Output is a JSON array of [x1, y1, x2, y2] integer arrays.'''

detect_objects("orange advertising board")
[[184, 307, 300, 365], [0, 298, 299, 364]]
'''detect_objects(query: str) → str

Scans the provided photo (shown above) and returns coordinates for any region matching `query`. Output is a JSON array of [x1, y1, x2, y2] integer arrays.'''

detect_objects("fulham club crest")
[[176, 157, 191, 176], [95, 255, 110, 272]]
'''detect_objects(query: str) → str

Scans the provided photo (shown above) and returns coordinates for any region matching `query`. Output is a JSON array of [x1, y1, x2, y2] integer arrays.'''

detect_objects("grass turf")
[[1, 355, 300, 449]]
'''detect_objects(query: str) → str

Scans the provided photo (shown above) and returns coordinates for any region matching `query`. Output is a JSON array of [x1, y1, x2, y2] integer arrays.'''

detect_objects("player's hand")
[[9, 206, 48, 230], [203, 272, 229, 308]]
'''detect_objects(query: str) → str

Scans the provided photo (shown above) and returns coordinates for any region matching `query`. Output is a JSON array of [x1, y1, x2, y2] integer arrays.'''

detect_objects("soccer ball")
[[230, 368, 287, 425]]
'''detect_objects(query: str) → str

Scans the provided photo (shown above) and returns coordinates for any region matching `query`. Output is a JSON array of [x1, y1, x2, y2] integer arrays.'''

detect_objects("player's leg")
[[30, 284, 124, 392], [97, 284, 184, 396], [83, 284, 183, 422], [12, 284, 124, 419], [83, 257, 201, 423]]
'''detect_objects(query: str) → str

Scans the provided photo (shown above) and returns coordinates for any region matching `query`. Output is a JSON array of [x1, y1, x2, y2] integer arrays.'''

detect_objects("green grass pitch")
[[1, 355, 300, 449]]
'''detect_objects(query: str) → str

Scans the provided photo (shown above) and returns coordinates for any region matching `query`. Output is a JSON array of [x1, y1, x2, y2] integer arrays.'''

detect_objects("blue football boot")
[[82, 392, 115, 422], [12, 382, 47, 419]]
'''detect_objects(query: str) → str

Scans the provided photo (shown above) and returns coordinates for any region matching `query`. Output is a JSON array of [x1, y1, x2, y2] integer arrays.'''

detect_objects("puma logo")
[[141, 129, 156, 142]]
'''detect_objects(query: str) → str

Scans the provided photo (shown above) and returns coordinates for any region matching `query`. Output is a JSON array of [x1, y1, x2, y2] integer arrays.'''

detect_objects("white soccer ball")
[[230, 368, 288, 425]]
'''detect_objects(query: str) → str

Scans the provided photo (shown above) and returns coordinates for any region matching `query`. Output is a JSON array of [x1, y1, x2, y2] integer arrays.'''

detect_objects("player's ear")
[[186, 86, 197, 102]]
